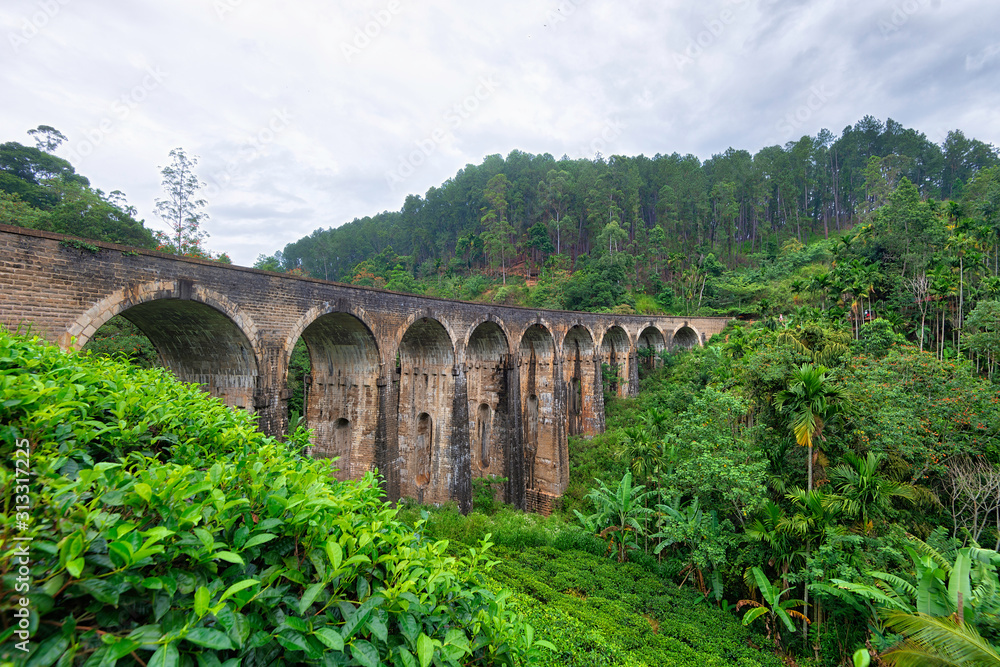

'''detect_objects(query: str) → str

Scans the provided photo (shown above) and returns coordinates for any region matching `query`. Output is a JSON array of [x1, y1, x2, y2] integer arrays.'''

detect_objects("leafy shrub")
[[0, 331, 546, 666]]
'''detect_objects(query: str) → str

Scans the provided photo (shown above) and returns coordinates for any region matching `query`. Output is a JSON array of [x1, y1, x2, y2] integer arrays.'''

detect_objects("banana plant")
[[737, 566, 810, 649], [829, 535, 1000, 628], [573, 472, 654, 563]]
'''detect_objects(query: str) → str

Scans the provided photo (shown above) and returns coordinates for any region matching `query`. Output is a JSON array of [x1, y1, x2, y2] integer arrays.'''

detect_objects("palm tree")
[[881, 611, 1000, 666], [746, 500, 797, 591], [782, 487, 844, 646], [947, 231, 979, 357], [774, 363, 845, 493], [826, 451, 920, 534]]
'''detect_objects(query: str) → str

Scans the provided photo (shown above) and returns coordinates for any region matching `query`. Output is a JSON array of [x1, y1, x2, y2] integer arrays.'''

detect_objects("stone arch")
[[293, 310, 380, 480], [600, 325, 631, 398], [672, 324, 701, 349], [66, 280, 260, 411], [637, 326, 666, 371], [562, 325, 598, 437], [284, 302, 378, 371], [66, 280, 260, 352], [466, 320, 509, 478], [463, 316, 515, 357], [397, 317, 456, 505], [519, 324, 562, 494], [393, 310, 462, 368]]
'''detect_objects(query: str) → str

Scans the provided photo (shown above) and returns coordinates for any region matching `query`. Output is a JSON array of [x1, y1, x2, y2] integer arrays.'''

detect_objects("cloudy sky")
[[3, 0, 999, 265]]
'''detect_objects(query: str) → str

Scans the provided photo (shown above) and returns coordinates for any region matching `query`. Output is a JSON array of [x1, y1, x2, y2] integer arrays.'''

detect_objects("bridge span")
[[0, 225, 732, 511]]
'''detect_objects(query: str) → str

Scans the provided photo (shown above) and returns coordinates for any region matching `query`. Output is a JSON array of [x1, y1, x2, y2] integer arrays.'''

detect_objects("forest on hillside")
[[267, 116, 999, 310]]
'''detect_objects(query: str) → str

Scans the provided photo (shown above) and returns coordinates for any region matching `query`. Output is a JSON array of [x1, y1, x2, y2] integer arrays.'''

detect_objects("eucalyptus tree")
[[154, 147, 210, 256]]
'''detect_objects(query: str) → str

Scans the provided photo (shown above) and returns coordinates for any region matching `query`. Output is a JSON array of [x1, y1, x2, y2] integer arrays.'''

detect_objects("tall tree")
[[480, 173, 516, 284], [27, 125, 68, 153], [154, 148, 210, 256], [774, 363, 845, 493]]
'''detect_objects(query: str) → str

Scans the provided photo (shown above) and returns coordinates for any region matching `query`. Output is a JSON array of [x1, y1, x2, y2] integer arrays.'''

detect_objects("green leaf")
[[285, 616, 309, 633], [194, 586, 210, 617], [351, 640, 379, 667], [26, 633, 69, 667], [66, 557, 86, 578], [314, 628, 345, 652], [79, 579, 119, 605], [367, 615, 388, 644], [219, 578, 259, 602], [741, 606, 769, 626], [416, 633, 433, 667], [214, 551, 245, 565], [298, 582, 326, 615], [147, 643, 179, 667], [356, 575, 370, 601], [243, 533, 278, 550], [134, 482, 152, 502], [396, 647, 417, 667], [326, 539, 343, 571], [106, 541, 131, 568], [949, 548, 973, 615], [185, 628, 234, 651], [398, 614, 418, 643], [274, 630, 311, 653], [774, 607, 797, 633]]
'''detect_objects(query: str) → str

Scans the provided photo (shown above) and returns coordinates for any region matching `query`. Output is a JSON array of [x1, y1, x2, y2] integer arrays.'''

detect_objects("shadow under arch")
[[295, 311, 380, 481], [637, 325, 666, 371], [600, 325, 631, 398], [397, 316, 456, 505], [672, 325, 700, 349], [562, 324, 597, 437], [466, 320, 509, 479], [74, 282, 261, 411]]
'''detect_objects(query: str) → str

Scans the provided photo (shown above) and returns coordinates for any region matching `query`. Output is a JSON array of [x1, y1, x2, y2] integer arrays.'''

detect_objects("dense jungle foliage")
[[549, 322, 999, 665], [403, 318, 1000, 665]]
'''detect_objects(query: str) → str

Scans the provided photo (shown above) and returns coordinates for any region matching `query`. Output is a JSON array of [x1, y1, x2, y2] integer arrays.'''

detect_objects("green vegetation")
[[549, 317, 1000, 665], [271, 118, 999, 323], [393, 506, 783, 667], [0, 135, 156, 248], [0, 331, 548, 666], [1, 128, 229, 262]]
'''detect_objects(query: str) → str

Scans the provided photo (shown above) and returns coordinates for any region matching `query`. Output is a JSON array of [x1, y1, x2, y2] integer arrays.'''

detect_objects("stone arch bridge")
[[0, 225, 731, 511]]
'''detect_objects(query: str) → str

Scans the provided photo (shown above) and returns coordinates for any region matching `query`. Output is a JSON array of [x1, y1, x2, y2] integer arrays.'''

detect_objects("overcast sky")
[[3, 0, 999, 265]]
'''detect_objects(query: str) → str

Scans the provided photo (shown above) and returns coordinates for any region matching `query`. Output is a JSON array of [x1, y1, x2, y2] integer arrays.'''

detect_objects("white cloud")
[[2, 0, 998, 265]]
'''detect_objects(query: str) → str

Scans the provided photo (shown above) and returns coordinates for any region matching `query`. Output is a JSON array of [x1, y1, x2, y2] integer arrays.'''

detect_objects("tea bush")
[[0, 331, 547, 667]]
